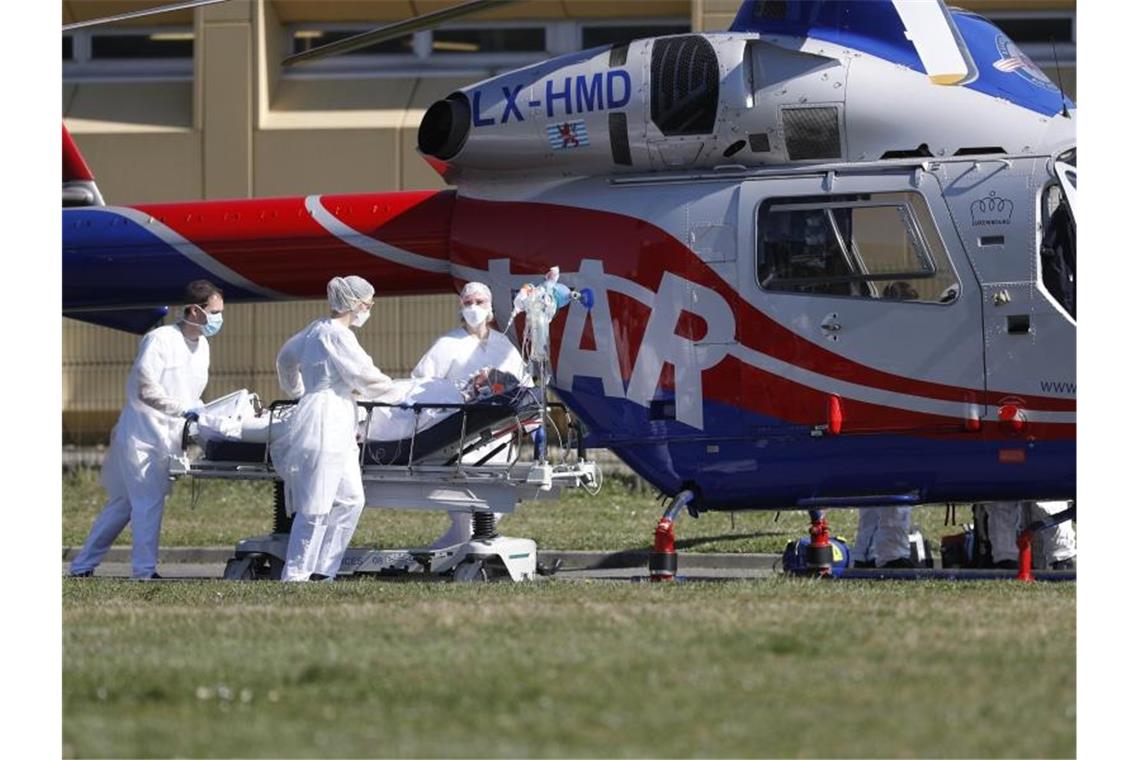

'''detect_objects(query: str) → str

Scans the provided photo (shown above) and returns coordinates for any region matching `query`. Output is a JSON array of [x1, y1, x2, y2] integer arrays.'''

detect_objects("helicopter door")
[[934, 159, 1076, 441], [738, 171, 986, 436]]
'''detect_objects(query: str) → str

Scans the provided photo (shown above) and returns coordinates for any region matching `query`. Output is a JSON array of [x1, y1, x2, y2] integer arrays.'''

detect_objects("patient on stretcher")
[[195, 368, 528, 452], [363, 367, 523, 441]]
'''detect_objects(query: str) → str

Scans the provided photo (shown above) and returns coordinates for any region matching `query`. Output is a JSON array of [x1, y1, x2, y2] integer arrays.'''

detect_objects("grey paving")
[[62, 547, 783, 582]]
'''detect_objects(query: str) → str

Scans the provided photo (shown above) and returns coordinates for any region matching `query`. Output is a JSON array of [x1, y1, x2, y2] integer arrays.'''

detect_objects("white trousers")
[[986, 501, 1076, 564], [70, 442, 169, 579], [282, 455, 365, 581], [851, 507, 912, 566]]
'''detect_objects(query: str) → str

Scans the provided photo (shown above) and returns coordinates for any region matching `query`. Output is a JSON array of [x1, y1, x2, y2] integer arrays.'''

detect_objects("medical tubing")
[[455, 409, 468, 474], [545, 410, 565, 465], [359, 405, 375, 466], [583, 460, 603, 496], [508, 412, 525, 468], [407, 407, 421, 472]]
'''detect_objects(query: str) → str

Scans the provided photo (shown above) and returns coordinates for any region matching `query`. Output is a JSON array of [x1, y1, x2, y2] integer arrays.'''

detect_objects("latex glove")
[[182, 402, 205, 421]]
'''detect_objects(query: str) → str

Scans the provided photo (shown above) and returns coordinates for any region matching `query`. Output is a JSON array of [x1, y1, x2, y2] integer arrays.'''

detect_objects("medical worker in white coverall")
[[852, 506, 914, 569], [70, 280, 225, 579], [273, 276, 399, 582], [984, 500, 1076, 570], [413, 282, 531, 549]]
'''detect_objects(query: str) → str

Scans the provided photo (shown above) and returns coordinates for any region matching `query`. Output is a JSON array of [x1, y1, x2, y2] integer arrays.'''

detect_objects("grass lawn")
[[63, 579, 1075, 758], [63, 467, 969, 555]]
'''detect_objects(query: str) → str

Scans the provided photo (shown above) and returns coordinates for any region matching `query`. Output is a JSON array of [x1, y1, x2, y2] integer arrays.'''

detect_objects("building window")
[[991, 16, 1074, 45], [281, 19, 689, 77], [432, 27, 546, 54], [581, 24, 688, 50], [291, 30, 414, 56], [757, 193, 959, 302], [63, 26, 194, 81], [987, 11, 1076, 67], [91, 31, 194, 59]]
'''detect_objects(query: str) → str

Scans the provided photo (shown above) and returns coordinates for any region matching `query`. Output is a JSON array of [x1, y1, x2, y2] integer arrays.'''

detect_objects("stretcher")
[[170, 386, 600, 582]]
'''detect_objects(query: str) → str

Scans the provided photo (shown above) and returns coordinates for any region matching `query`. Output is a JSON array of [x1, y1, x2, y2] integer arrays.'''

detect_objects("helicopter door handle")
[[820, 314, 842, 333]]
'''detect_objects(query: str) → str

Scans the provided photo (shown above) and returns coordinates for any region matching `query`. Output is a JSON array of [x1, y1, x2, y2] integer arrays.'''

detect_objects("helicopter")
[[63, 0, 1076, 567]]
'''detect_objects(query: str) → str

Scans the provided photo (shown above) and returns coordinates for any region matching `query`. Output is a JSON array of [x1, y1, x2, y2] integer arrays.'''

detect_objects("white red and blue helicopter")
[[62, 0, 1076, 574]]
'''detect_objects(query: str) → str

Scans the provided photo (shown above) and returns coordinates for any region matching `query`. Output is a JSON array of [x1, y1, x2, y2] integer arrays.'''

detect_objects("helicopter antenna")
[[283, 0, 520, 67], [63, 0, 229, 32], [1050, 36, 1071, 118]]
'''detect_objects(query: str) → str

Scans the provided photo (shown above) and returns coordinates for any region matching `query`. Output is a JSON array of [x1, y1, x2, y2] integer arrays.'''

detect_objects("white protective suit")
[[413, 327, 531, 549], [985, 500, 1076, 566], [272, 318, 397, 581], [851, 506, 912, 567], [70, 325, 210, 578], [412, 328, 530, 387]]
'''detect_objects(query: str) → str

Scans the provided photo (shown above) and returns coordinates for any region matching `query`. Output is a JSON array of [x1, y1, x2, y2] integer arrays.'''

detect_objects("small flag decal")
[[547, 120, 590, 150]]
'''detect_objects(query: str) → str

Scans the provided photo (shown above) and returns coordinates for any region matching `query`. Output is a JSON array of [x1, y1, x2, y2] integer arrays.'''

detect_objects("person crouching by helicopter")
[[851, 506, 915, 569], [412, 281, 532, 549], [271, 276, 401, 582], [982, 501, 1076, 570]]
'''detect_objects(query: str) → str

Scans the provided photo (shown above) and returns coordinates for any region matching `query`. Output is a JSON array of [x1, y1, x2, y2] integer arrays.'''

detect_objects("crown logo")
[[970, 191, 1014, 226]]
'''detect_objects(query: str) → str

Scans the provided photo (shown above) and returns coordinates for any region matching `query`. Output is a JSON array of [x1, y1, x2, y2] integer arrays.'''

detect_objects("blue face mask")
[[200, 311, 223, 337]]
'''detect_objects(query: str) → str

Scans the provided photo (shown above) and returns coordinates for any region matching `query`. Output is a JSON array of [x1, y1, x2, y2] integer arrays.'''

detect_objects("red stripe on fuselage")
[[63, 125, 95, 182], [449, 197, 1075, 414], [132, 190, 455, 298], [679, 355, 1073, 441]]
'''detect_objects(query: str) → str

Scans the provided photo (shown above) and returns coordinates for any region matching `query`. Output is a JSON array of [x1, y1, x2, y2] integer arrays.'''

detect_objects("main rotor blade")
[[282, 0, 520, 68], [63, 0, 229, 31]]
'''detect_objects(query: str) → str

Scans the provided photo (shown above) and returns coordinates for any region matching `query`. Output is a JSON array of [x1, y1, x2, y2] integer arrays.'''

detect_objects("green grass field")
[[63, 470, 1074, 758], [63, 467, 964, 555], [63, 579, 1075, 758]]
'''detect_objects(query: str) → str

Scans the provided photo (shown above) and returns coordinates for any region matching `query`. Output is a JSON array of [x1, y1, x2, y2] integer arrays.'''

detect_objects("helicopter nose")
[[418, 93, 471, 160]]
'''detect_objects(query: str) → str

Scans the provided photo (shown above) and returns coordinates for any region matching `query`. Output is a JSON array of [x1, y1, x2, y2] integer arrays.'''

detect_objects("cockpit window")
[[757, 192, 960, 302], [1040, 183, 1076, 318]]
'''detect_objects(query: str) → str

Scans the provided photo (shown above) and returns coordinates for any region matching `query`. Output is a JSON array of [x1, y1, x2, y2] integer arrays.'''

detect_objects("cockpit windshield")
[[1040, 151, 1076, 319]]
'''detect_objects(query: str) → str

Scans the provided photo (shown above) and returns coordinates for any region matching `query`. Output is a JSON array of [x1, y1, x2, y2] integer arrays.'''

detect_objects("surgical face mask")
[[351, 308, 371, 328], [202, 312, 224, 337], [462, 304, 490, 328], [192, 307, 223, 337]]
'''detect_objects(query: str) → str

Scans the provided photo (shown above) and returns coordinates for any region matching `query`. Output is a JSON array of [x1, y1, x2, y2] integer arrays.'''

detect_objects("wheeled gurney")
[[170, 386, 600, 581]]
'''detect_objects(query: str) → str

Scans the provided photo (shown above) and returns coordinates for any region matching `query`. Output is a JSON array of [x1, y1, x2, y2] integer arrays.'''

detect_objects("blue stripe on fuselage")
[[559, 375, 1075, 509], [63, 208, 265, 310]]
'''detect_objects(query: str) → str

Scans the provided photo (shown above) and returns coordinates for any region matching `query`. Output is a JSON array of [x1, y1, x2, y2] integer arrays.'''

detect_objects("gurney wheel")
[[223, 557, 257, 581], [453, 559, 489, 583]]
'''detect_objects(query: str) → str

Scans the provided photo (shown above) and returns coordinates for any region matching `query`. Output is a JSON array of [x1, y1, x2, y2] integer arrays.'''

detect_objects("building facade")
[[62, 0, 1077, 441]]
